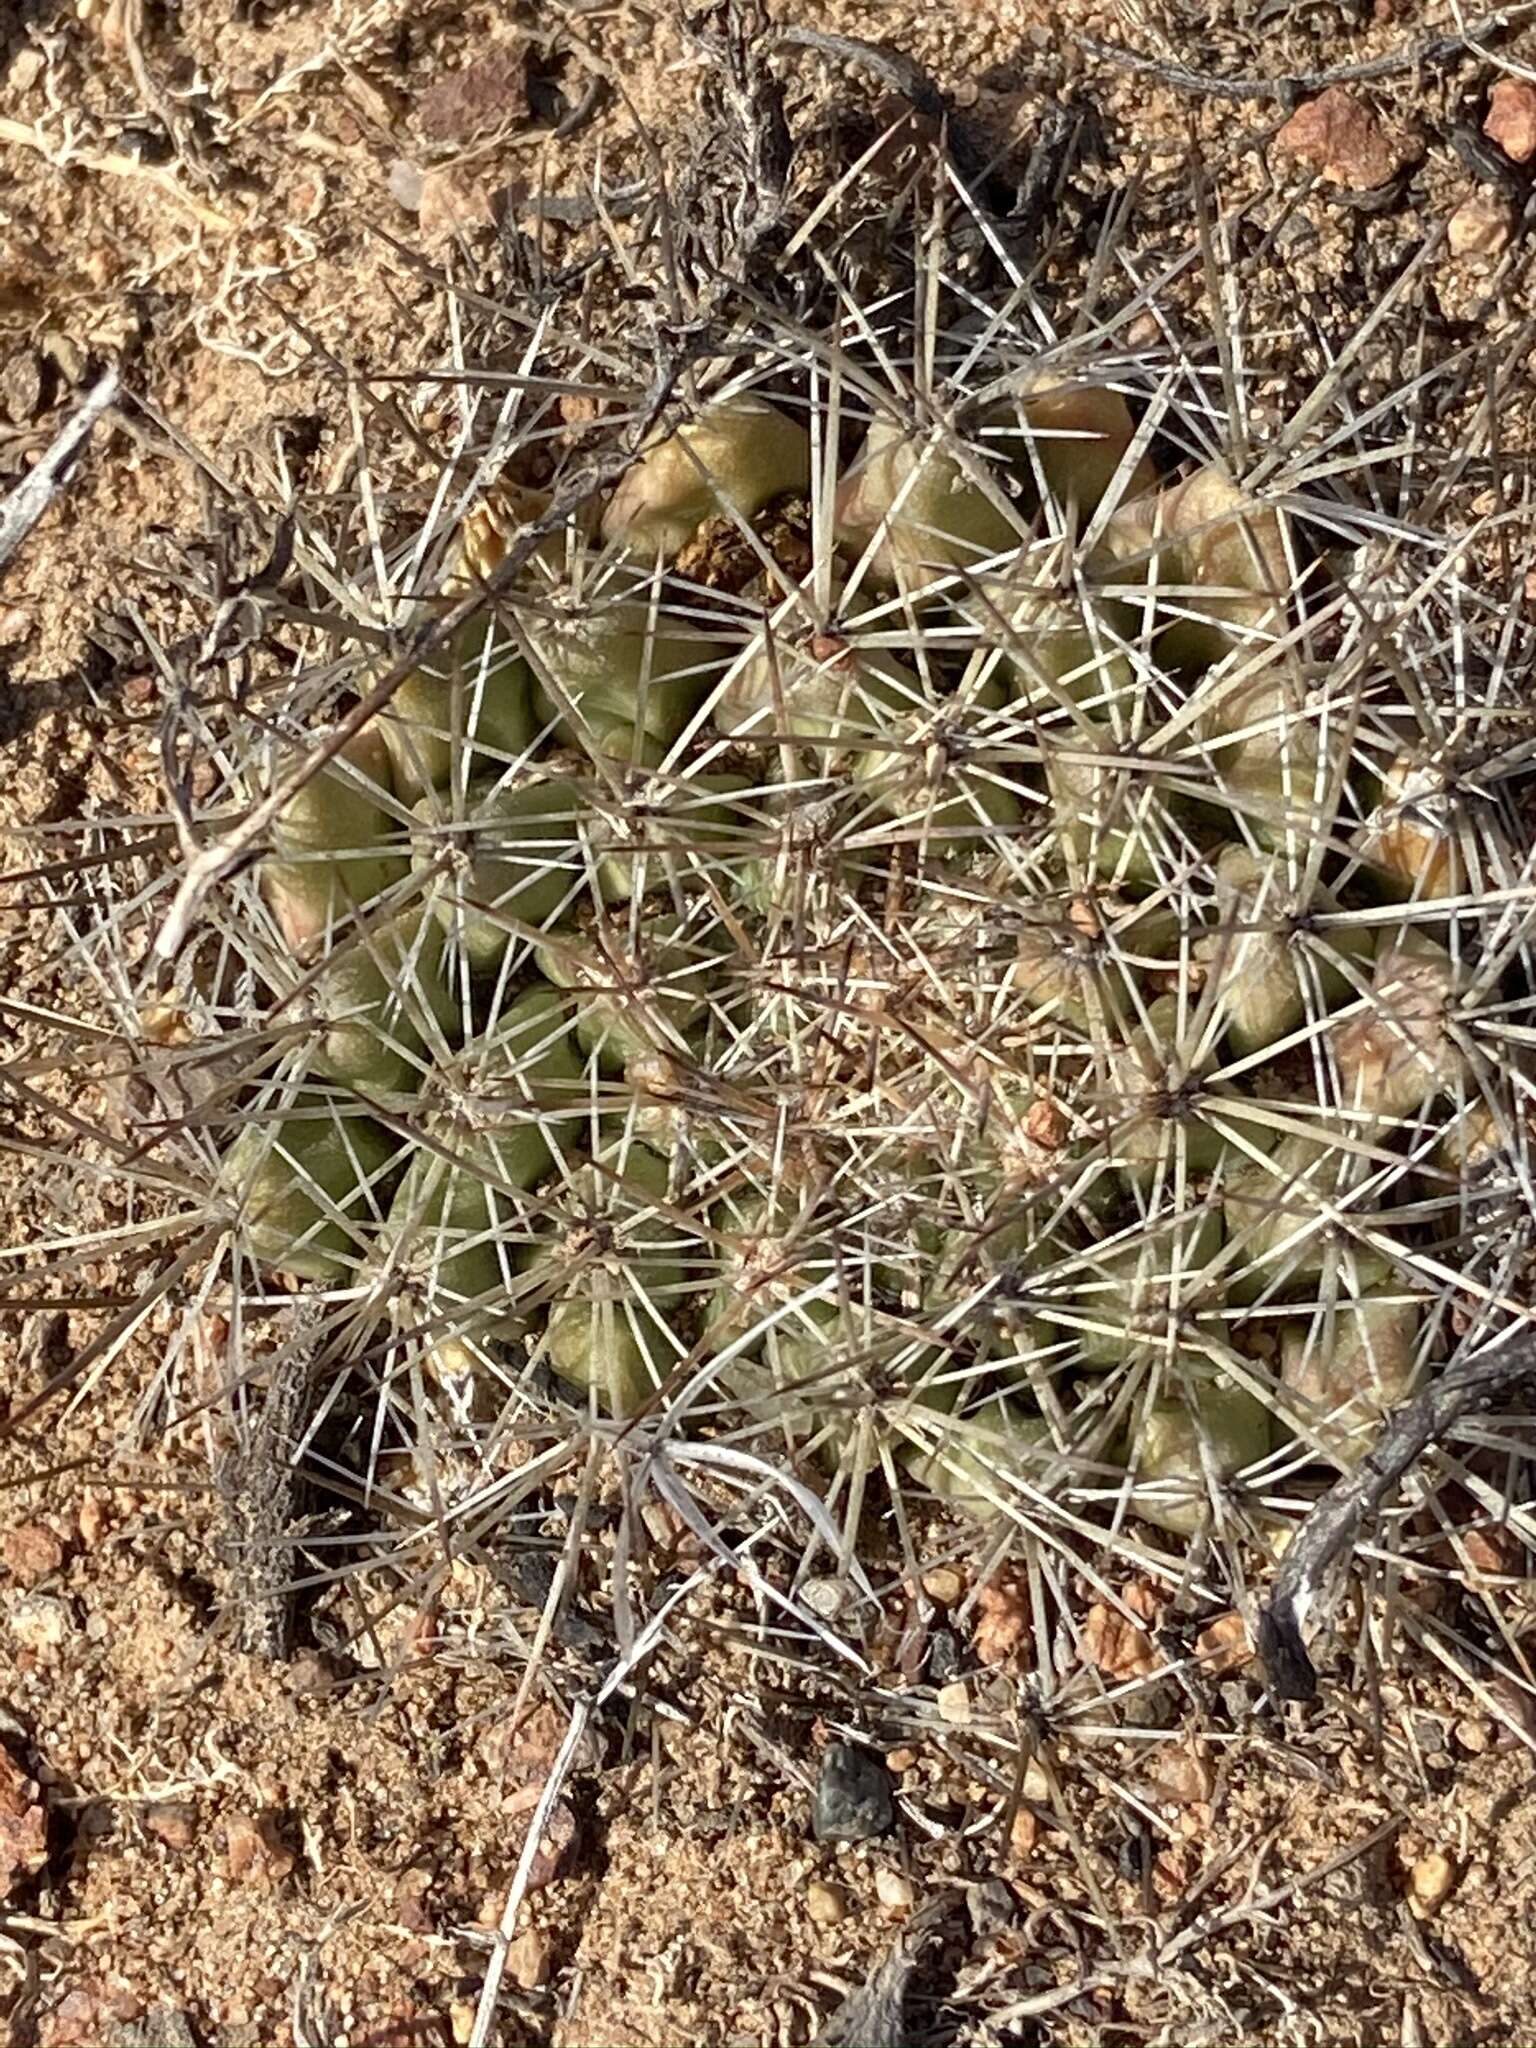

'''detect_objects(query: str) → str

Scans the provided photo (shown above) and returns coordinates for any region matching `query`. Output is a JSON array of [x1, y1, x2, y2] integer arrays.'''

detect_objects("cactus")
[[602, 396, 812, 559], [39, 129, 1530, 1626], [200, 354, 1518, 1564], [264, 726, 408, 951], [225, 1102, 399, 1282], [292, 907, 459, 1098], [410, 775, 588, 971]]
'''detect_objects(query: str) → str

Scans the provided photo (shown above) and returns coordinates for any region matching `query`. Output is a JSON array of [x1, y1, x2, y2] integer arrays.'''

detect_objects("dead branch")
[[1076, 4, 1536, 105], [1259, 1321, 1536, 1700], [0, 366, 121, 575]]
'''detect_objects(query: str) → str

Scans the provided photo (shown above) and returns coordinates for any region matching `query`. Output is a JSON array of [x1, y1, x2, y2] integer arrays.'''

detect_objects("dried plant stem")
[[1076, 4, 1536, 103], [1260, 1322, 1536, 1700], [0, 366, 120, 572]]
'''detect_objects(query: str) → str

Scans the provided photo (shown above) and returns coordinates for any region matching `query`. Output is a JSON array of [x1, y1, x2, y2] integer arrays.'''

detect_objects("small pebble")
[[885, 1747, 917, 1773], [143, 1801, 197, 1851], [0, 605, 31, 648], [1119, 1680, 1179, 1731], [387, 159, 425, 212], [1009, 1806, 1040, 1858], [936, 1680, 972, 1726], [1218, 1679, 1256, 1723], [507, 1928, 550, 1991], [1274, 87, 1407, 190], [1485, 78, 1536, 164], [10, 1593, 69, 1653], [805, 1877, 848, 1926], [223, 1810, 295, 1887], [1021, 1757, 1051, 1802], [1447, 190, 1513, 263], [812, 1743, 895, 1845], [921, 1566, 964, 1606], [1453, 1716, 1491, 1756], [0, 352, 44, 424], [966, 1878, 1015, 1937], [1408, 1850, 1457, 1917], [449, 2001, 477, 2046], [2, 1524, 64, 1586], [874, 1866, 914, 1912], [800, 1575, 848, 1621], [927, 1627, 962, 1683]]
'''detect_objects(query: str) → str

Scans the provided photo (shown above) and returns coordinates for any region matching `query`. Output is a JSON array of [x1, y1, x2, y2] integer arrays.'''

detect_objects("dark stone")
[[1118, 1679, 1180, 1729], [966, 1877, 1016, 1938], [812, 1743, 894, 1844], [927, 1627, 962, 1684], [1218, 1678, 1256, 1723]]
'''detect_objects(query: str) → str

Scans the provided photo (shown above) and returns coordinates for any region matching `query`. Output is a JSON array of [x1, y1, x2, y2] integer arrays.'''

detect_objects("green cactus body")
[[1221, 1129, 1361, 1304], [381, 610, 536, 801], [377, 1120, 548, 1343], [1280, 1284, 1424, 1465], [534, 910, 732, 1073], [1203, 694, 1342, 852], [1046, 1201, 1224, 1368], [960, 568, 1138, 720], [601, 396, 812, 558], [1108, 994, 1228, 1184], [525, 598, 726, 767], [474, 982, 587, 1149], [851, 739, 1025, 863], [835, 417, 1021, 594], [734, 789, 848, 919], [1331, 940, 1467, 1128], [716, 1298, 852, 1447], [1100, 465, 1292, 676], [702, 1189, 821, 1355], [373, 982, 582, 1350], [304, 907, 460, 1097], [626, 1048, 731, 1165], [265, 727, 408, 952], [226, 1104, 398, 1282], [720, 1300, 948, 1468], [986, 375, 1160, 523], [412, 777, 586, 971], [1125, 1367, 1273, 1536], [520, 1142, 689, 1416], [899, 1387, 1054, 1517], [1011, 913, 1111, 1034], [1044, 741, 1182, 890], [1202, 846, 1370, 1059], [585, 771, 758, 902], [718, 609, 922, 765]]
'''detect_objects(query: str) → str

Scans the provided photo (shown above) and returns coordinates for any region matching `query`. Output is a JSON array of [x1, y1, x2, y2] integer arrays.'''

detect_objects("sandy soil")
[[3, 0, 1536, 2042]]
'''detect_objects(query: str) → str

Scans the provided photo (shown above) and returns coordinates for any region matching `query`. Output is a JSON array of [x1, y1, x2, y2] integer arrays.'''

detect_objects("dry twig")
[[1076, 4, 1536, 104], [1260, 1324, 1536, 1699]]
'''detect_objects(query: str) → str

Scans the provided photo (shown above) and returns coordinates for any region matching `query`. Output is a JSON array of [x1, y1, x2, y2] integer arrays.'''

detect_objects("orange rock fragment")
[[1081, 1582, 1163, 1680], [1275, 88, 1407, 190], [1485, 78, 1536, 164]]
